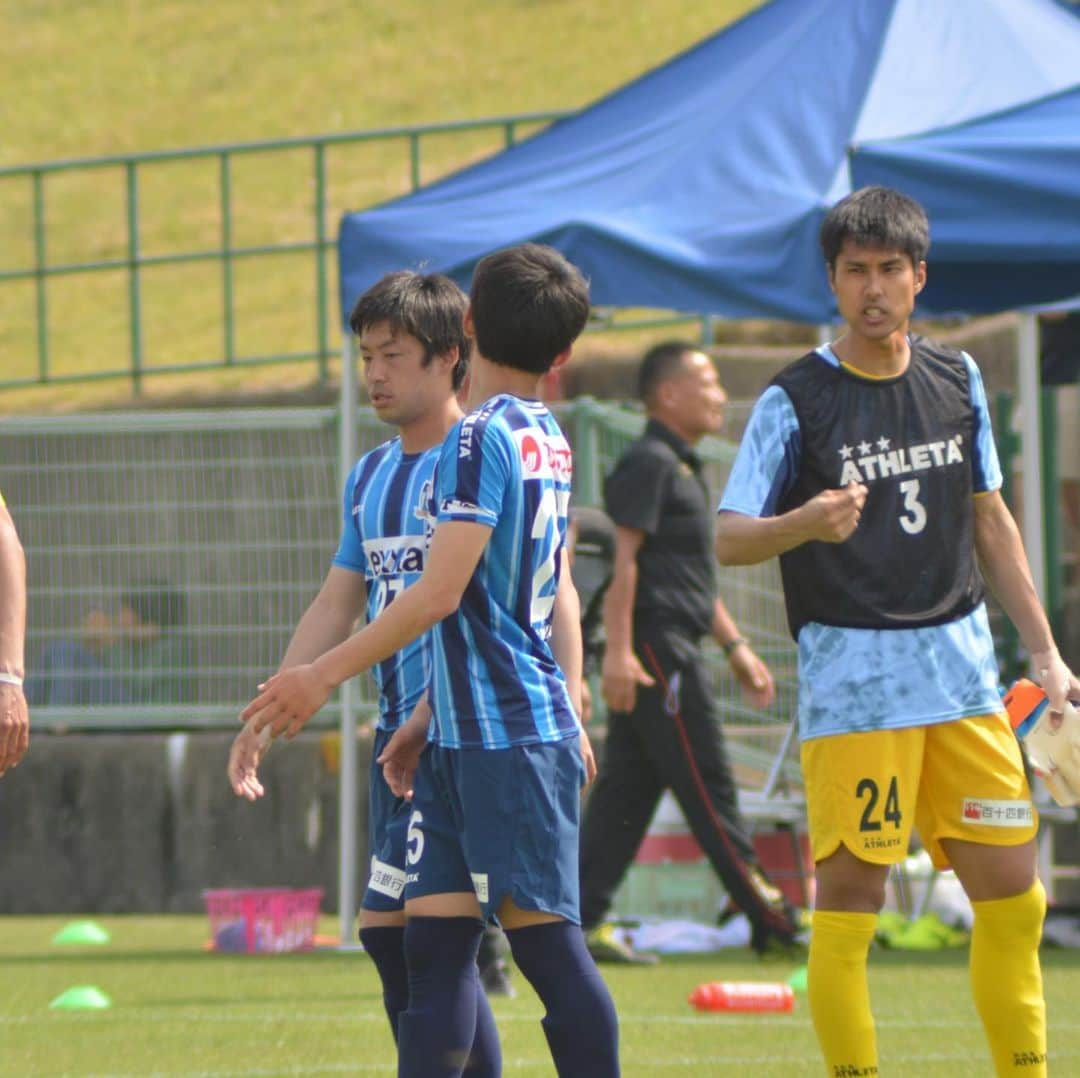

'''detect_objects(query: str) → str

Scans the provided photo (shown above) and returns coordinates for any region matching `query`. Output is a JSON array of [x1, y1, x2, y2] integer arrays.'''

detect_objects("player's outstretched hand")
[[804, 483, 868, 543], [228, 720, 271, 801], [728, 643, 776, 709], [377, 723, 427, 800], [242, 663, 334, 741], [0, 681, 28, 777]]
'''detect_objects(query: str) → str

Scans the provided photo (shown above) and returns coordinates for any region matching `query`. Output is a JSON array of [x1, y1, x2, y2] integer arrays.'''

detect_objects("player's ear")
[[549, 347, 572, 371], [914, 260, 927, 294], [463, 305, 476, 339]]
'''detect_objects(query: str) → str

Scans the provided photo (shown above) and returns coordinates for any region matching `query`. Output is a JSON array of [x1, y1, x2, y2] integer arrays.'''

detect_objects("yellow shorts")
[[801, 712, 1038, 870]]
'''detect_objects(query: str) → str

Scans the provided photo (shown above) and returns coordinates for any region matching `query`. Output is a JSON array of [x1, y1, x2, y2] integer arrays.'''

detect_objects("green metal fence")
[[0, 113, 572, 393]]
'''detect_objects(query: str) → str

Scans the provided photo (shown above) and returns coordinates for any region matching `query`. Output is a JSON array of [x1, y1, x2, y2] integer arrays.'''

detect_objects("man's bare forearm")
[[279, 593, 359, 670], [550, 554, 584, 718], [715, 507, 813, 565], [0, 509, 26, 679], [974, 493, 1055, 655]]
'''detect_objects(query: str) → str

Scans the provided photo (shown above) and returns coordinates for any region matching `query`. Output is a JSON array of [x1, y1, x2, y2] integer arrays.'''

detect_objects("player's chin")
[[371, 400, 399, 422]]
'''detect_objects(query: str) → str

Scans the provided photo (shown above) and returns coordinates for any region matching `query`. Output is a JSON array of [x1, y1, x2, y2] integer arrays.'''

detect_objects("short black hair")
[[469, 243, 590, 374], [349, 270, 471, 391], [123, 580, 187, 629], [820, 186, 930, 270], [638, 340, 698, 405]]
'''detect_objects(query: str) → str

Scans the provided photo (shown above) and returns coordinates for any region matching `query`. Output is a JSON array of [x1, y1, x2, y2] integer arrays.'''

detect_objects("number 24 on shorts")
[[857, 776, 902, 831]]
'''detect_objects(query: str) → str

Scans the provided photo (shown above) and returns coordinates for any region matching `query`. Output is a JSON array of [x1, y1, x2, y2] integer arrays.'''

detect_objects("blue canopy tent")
[[338, 0, 1080, 323], [331, 0, 1080, 934], [850, 86, 1080, 310]]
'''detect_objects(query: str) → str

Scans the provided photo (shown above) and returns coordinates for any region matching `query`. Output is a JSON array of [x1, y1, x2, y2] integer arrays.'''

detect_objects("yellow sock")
[[970, 879, 1048, 1076], [808, 910, 879, 1076]]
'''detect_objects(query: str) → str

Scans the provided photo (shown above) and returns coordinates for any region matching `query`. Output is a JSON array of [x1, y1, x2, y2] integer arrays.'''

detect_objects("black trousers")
[[579, 630, 790, 936]]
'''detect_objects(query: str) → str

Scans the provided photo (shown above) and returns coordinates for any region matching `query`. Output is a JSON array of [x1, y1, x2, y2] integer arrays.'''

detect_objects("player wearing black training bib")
[[773, 336, 983, 638], [717, 186, 1080, 1078]]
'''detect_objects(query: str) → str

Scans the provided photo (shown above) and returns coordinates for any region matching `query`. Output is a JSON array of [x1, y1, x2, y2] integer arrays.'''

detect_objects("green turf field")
[[3, 915, 1080, 1076]]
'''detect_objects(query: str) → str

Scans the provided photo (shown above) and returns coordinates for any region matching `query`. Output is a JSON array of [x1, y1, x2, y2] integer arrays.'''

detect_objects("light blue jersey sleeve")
[[332, 462, 366, 573], [963, 351, 1002, 494], [436, 412, 512, 529], [718, 385, 802, 517]]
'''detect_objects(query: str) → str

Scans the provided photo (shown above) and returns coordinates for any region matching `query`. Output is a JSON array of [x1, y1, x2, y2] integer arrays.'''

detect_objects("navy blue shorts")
[[403, 737, 585, 923], [361, 728, 424, 913]]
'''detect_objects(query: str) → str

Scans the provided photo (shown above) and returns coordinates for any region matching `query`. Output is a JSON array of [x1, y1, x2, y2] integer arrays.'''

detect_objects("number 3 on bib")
[[898, 478, 927, 535]]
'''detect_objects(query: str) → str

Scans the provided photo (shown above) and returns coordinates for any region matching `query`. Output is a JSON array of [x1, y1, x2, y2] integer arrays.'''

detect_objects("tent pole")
[[338, 332, 361, 950], [1017, 312, 1046, 604]]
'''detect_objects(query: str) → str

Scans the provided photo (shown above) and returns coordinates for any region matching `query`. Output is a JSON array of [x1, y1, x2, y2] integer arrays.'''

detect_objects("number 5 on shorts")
[[406, 809, 425, 865]]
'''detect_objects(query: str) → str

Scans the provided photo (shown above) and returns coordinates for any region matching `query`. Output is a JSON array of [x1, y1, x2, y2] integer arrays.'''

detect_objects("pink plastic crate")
[[203, 887, 324, 953]]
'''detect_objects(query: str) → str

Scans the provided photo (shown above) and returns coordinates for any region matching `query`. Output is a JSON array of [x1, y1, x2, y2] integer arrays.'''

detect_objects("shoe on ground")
[[585, 922, 659, 965], [883, 912, 969, 951], [748, 896, 810, 958], [751, 907, 810, 959], [752, 928, 808, 961]]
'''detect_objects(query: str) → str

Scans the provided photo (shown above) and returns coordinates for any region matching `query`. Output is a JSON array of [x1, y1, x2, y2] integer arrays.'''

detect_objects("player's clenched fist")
[[803, 482, 868, 543]]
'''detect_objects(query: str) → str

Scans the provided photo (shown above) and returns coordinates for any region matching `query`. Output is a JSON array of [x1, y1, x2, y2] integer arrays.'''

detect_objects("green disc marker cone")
[[49, 985, 112, 1010], [52, 920, 111, 945], [786, 965, 808, 993]]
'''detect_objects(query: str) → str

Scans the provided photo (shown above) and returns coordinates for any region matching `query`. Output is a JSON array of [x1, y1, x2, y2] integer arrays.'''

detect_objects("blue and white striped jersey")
[[332, 438, 438, 732], [427, 394, 578, 749]]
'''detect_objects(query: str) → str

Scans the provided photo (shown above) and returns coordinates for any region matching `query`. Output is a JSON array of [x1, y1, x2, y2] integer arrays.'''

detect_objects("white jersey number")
[[406, 809, 425, 866], [371, 576, 404, 618], [530, 488, 558, 629], [898, 479, 927, 535]]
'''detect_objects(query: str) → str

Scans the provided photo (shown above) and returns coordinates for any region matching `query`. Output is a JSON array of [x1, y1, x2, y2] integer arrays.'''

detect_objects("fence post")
[[573, 398, 602, 507], [1041, 388, 1063, 639], [220, 153, 235, 366], [337, 331, 360, 944], [995, 391, 1023, 683], [33, 171, 49, 383], [314, 142, 329, 384], [125, 161, 144, 394], [409, 132, 421, 191], [1017, 313, 1045, 602]]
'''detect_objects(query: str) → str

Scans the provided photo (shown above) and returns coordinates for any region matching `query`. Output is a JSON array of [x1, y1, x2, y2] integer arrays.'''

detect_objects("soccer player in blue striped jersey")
[[716, 187, 1079, 1078], [227, 270, 500, 1075], [243, 244, 620, 1078]]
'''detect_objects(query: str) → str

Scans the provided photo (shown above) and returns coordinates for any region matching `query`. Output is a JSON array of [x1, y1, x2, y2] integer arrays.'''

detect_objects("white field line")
[[4, 1008, 1080, 1033], [60, 1049, 1080, 1078]]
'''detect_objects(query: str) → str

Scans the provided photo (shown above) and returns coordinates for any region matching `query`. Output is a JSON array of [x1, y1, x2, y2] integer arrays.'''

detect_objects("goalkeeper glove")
[[1005, 677, 1080, 808]]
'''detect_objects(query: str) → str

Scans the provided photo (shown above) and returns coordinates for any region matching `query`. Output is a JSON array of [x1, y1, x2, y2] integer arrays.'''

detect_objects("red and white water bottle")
[[688, 981, 794, 1013]]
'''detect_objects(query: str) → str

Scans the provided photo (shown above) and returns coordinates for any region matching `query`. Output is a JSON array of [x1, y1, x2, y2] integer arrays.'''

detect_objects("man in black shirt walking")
[[580, 341, 799, 961]]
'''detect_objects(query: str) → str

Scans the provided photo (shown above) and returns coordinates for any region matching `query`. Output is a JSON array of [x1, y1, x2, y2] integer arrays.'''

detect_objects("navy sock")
[[397, 917, 495, 1078], [506, 921, 620, 1077], [358, 925, 408, 1043], [469, 970, 502, 1077]]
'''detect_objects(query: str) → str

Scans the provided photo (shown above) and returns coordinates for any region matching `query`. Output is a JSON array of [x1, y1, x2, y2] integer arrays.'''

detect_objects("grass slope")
[[0, 1, 757, 413], [3, 915, 1080, 1076]]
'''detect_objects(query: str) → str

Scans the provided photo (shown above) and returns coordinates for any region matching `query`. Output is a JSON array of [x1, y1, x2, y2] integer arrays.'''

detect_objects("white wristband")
[[0, 672, 23, 687]]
